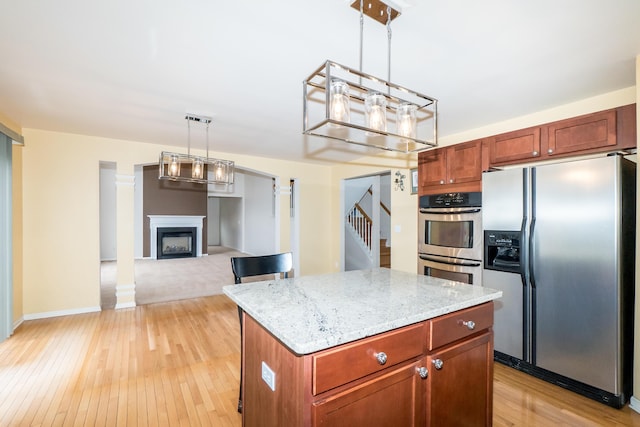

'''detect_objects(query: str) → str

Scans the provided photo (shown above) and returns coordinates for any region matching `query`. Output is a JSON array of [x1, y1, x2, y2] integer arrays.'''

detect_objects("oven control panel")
[[420, 192, 482, 208]]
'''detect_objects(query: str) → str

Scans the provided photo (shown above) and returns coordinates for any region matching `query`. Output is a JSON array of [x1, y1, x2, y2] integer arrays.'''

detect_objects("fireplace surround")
[[148, 215, 204, 259]]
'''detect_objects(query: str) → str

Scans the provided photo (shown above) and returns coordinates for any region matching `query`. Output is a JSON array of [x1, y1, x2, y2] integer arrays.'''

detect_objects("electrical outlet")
[[261, 361, 276, 391]]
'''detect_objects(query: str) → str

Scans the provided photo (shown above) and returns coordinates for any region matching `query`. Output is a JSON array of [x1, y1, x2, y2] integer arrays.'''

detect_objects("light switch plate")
[[261, 361, 276, 391]]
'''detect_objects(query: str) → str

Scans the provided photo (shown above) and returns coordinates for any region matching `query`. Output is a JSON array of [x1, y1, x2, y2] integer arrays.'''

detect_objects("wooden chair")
[[230, 252, 293, 414]]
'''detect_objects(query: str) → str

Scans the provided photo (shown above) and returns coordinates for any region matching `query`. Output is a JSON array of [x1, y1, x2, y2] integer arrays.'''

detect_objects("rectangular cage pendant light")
[[303, 60, 438, 153], [158, 114, 234, 185], [303, 0, 438, 154]]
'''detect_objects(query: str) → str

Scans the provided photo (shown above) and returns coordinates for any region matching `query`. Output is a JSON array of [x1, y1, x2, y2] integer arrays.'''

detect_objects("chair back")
[[230, 252, 293, 284]]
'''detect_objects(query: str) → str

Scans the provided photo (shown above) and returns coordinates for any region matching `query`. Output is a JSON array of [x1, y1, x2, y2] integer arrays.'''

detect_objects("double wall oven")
[[418, 192, 482, 285]]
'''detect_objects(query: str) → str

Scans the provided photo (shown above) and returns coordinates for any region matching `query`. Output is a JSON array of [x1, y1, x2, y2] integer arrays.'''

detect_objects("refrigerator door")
[[482, 168, 525, 231], [532, 156, 622, 394], [482, 168, 527, 360]]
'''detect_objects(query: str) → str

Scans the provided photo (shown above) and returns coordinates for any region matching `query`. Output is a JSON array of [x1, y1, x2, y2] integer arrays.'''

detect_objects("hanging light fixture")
[[303, 0, 437, 153], [159, 114, 234, 185]]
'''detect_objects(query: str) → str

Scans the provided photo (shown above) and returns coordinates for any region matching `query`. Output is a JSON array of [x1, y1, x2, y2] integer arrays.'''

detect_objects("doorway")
[[342, 172, 391, 271]]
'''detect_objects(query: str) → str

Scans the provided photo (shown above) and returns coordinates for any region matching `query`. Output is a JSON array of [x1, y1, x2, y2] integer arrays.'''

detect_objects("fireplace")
[[157, 227, 197, 259], [148, 215, 204, 259]]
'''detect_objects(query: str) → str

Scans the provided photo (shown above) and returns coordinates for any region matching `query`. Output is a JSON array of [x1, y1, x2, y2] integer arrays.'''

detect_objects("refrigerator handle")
[[529, 217, 536, 289], [519, 217, 527, 287]]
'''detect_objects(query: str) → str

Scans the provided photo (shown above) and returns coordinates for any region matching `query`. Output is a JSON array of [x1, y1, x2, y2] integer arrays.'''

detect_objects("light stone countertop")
[[222, 268, 502, 355]]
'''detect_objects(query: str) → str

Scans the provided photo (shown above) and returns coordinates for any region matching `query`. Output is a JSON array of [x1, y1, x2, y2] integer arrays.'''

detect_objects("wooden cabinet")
[[242, 302, 494, 427], [426, 332, 493, 426], [425, 302, 494, 426], [488, 126, 542, 165], [546, 109, 616, 156], [313, 359, 426, 426], [419, 139, 483, 195], [488, 104, 636, 168]]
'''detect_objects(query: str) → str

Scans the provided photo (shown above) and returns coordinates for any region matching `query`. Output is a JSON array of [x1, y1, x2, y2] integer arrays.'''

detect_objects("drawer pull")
[[432, 359, 444, 370], [417, 367, 429, 379], [375, 352, 388, 365], [461, 320, 475, 330]]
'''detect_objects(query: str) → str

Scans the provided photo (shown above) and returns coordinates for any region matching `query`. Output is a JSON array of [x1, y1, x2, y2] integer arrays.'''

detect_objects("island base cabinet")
[[241, 303, 494, 427], [426, 331, 494, 427], [313, 359, 426, 426]]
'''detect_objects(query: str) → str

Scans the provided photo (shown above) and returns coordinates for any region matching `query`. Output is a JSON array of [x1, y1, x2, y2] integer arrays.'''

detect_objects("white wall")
[[220, 197, 242, 250], [243, 172, 276, 255], [207, 197, 221, 246]]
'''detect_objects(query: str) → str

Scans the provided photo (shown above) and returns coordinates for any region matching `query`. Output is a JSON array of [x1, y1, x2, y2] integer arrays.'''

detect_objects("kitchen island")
[[223, 268, 502, 426]]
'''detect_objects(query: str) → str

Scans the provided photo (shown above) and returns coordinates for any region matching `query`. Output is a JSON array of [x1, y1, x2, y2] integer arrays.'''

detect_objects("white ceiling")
[[1, 0, 639, 164]]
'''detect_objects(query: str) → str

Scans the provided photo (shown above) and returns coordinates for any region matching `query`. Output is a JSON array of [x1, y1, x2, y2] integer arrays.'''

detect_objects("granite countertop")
[[222, 268, 502, 355]]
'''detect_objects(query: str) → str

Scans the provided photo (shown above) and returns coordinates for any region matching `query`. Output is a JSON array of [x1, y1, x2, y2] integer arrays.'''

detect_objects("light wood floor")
[[1, 294, 639, 426]]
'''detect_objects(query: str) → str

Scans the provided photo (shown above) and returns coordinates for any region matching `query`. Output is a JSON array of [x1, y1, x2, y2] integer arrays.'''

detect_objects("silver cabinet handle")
[[375, 352, 388, 365], [432, 359, 444, 370], [439, 180, 444, 185], [462, 320, 475, 330], [417, 367, 429, 379], [449, 179, 454, 183], [532, 151, 539, 156], [548, 148, 553, 154]]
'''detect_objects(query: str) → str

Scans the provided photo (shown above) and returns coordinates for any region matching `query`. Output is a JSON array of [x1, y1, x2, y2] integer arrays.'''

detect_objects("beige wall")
[[330, 154, 419, 274], [19, 129, 335, 315]]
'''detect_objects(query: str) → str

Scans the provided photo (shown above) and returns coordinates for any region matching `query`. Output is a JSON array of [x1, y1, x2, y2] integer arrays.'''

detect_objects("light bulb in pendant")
[[329, 79, 350, 126], [396, 103, 417, 140], [213, 161, 226, 182], [365, 92, 387, 133], [192, 157, 204, 180], [168, 154, 180, 177]]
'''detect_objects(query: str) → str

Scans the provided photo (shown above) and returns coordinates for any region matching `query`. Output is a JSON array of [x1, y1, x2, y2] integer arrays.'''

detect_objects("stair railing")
[[347, 204, 372, 253]]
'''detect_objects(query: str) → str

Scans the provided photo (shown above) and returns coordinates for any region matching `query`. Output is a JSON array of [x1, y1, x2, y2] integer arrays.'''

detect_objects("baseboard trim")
[[630, 396, 640, 414], [12, 316, 24, 331], [115, 301, 137, 310], [23, 306, 101, 321]]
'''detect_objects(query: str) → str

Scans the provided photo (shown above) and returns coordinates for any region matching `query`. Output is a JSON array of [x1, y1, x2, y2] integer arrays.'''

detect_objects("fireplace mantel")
[[148, 215, 205, 259]]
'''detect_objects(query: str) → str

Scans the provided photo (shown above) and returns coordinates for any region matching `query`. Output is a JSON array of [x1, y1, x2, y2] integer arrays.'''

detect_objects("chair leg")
[[237, 306, 243, 414]]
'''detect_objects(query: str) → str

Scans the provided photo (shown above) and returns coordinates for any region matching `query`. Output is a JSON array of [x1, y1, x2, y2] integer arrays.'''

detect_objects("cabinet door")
[[426, 332, 493, 427], [419, 149, 447, 189], [489, 127, 541, 165], [447, 140, 482, 185], [546, 109, 616, 156], [313, 360, 427, 426]]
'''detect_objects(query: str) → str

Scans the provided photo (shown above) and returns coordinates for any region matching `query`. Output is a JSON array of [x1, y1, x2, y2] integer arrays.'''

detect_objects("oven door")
[[418, 207, 482, 260], [418, 253, 482, 286]]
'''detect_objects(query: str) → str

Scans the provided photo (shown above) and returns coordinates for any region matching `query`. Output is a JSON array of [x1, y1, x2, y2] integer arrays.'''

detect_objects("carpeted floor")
[[100, 246, 266, 309]]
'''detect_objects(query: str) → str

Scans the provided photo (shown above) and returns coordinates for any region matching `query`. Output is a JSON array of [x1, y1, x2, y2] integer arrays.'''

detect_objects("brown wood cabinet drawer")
[[428, 302, 493, 350], [312, 322, 426, 395]]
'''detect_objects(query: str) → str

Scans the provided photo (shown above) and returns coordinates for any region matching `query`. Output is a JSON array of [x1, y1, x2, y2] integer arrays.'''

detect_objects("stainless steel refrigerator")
[[482, 154, 635, 408]]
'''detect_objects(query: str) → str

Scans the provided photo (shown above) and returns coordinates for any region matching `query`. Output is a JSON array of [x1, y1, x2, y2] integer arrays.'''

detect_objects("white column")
[[115, 172, 136, 309]]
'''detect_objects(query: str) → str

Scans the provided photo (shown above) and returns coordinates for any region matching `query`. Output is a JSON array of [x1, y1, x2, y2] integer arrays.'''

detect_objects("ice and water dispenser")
[[484, 231, 521, 273]]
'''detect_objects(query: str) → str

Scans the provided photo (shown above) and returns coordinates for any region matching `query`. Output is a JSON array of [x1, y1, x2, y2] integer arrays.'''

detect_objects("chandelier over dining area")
[[159, 114, 234, 185]]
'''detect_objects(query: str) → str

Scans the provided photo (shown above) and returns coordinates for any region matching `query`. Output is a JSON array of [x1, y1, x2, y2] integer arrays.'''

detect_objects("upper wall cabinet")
[[488, 127, 542, 165], [488, 104, 636, 168], [418, 139, 483, 195]]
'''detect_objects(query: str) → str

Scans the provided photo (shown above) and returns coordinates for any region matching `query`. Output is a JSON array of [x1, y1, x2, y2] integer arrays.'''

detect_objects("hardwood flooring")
[[1, 294, 639, 426]]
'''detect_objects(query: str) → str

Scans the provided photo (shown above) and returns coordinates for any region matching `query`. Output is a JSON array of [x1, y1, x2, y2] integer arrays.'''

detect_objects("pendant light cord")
[[187, 118, 191, 156], [359, 0, 364, 86], [206, 121, 210, 159], [386, 5, 392, 95]]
